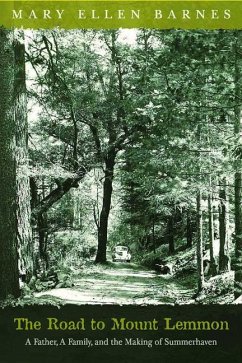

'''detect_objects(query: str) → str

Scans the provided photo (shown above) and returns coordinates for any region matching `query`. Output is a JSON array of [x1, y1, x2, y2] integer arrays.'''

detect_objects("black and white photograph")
[[1, 28, 242, 306]]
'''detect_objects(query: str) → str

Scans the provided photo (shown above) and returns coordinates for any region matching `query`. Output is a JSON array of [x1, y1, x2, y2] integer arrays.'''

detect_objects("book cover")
[[0, 1, 242, 362]]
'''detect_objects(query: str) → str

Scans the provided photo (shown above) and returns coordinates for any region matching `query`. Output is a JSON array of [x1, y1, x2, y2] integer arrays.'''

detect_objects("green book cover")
[[0, 1, 241, 362]]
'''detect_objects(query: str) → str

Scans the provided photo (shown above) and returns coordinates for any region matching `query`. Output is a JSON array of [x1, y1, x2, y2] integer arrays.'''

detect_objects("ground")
[[35, 262, 196, 305], [33, 248, 234, 305]]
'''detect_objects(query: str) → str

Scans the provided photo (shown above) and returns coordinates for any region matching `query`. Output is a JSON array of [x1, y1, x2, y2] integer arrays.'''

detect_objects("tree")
[[218, 177, 230, 272], [114, 30, 236, 292], [14, 31, 33, 282], [27, 30, 159, 263], [234, 30, 242, 298], [26, 30, 90, 270], [196, 190, 205, 291], [208, 185, 217, 275], [0, 28, 20, 299], [23, 29, 239, 297]]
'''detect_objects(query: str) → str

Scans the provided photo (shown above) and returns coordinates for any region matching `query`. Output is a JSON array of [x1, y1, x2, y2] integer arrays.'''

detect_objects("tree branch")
[[31, 166, 87, 219]]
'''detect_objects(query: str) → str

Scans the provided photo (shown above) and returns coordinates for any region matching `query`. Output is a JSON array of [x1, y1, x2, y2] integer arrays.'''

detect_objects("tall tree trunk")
[[186, 209, 193, 248], [167, 215, 175, 254], [0, 29, 20, 299], [208, 189, 216, 275], [95, 155, 115, 263], [219, 178, 230, 272], [234, 172, 242, 297], [152, 216, 156, 254], [234, 31, 242, 298], [14, 32, 33, 282], [37, 177, 49, 272], [30, 177, 40, 274], [38, 213, 49, 271], [196, 190, 204, 292]]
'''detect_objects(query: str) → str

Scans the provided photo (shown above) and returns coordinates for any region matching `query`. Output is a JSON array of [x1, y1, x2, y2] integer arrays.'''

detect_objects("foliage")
[[3, 28, 238, 302]]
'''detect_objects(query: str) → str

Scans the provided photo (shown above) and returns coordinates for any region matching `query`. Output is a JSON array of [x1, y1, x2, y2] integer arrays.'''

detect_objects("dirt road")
[[36, 262, 195, 305]]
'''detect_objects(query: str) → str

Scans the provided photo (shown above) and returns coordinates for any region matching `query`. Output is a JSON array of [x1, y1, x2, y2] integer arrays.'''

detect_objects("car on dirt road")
[[112, 246, 131, 262]]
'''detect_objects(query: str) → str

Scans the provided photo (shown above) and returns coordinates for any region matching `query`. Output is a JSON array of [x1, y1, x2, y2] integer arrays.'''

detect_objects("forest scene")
[[0, 28, 242, 305]]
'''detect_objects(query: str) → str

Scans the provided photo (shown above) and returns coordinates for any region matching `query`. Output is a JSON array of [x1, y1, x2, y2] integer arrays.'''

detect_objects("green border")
[[0, 1, 241, 29]]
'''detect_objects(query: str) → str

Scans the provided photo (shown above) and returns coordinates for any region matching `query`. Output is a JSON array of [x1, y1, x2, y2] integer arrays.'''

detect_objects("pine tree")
[[14, 31, 33, 282], [0, 29, 20, 299]]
